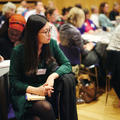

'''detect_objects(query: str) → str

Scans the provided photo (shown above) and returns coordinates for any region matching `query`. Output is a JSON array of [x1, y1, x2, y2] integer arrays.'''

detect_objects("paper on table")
[[81, 31, 111, 44], [26, 93, 45, 101], [0, 60, 10, 68]]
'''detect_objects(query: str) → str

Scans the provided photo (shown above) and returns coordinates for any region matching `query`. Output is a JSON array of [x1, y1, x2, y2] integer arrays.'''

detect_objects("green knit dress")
[[9, 39, 72, 120]]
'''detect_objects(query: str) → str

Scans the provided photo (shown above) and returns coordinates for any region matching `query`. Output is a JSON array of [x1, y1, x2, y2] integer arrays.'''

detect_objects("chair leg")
[[95, 67, 99, 91], [57, 93, 60, 120], [105, 78, 108, 105], [105, 74, 111, 105]]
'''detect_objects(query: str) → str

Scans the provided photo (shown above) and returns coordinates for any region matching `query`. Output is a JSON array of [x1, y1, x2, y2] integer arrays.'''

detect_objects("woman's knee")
[[41, 101, 53, 112], [33, 101, 53, 113]]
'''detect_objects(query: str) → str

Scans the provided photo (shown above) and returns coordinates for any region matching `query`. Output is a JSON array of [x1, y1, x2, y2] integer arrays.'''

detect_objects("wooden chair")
[[79, 64, 99, 90], [79, 54, 99, 90]]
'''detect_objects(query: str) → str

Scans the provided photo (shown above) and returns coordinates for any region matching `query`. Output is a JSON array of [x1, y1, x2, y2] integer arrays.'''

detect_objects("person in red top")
[[79, 8, 97, 34]]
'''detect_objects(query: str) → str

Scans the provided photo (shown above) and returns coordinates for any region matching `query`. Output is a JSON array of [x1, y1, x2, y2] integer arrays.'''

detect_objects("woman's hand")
[[0, 55, 4, 62], [26, 73, 59, 97], [45, 73, 59, 87], [83, 42, 95, 51], [36, 84, 54, 97], [26, 84, 54, 97]]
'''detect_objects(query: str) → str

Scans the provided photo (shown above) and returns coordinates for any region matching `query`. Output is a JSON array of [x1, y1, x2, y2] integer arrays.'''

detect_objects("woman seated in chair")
[[59, 7, 99, 68], [9, 15, 78, 120], [79, 8, 99, 34], [59, 7, 109, 90], [99, 2, 115, 31]]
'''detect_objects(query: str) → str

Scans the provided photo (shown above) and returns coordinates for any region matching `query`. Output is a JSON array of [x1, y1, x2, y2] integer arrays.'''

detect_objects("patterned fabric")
[[79, 19, 97, 34]]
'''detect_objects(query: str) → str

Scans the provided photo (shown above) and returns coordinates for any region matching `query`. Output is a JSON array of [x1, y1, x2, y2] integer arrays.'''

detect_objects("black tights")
[[24, 101, 56, 120]]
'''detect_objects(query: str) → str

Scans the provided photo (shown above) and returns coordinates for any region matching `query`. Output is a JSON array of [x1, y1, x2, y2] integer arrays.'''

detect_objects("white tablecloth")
[[81, 31, 112, 44]]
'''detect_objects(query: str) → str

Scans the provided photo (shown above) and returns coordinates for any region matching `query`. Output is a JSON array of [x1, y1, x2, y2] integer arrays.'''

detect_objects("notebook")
[[26, 93, 45, 101], [0, 60, 10, 68]]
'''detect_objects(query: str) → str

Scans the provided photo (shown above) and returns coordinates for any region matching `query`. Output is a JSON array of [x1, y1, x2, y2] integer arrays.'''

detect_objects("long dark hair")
[[99, 2, 107, 14], [24, 15, 53, 75]]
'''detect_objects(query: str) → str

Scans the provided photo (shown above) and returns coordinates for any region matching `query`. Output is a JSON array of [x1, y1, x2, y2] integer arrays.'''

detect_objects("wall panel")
[[0, 0, 120, 13], [42, 0, 120, 13]]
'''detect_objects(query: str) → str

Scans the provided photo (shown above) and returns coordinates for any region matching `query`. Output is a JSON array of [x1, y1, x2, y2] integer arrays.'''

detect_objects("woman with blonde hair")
[[67, 7, 85, 28], [59, 7, 98, 67]]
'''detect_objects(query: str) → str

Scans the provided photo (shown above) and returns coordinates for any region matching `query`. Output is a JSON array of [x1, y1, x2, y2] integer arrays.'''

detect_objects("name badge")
[[36, 69, 47, 75]]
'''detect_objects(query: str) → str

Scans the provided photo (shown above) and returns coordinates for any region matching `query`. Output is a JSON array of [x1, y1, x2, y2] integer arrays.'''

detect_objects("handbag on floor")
[[77, 74, 97, 103]]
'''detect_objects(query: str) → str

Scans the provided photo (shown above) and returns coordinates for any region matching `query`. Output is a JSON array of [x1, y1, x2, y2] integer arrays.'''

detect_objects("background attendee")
[[0, 14, 26, 59], [79, 8, 97, 34], [0, 2, 16, 38], [61, 7, 107, 89], [45, 8, 60, 43], [46, 0, 64, 30], [16, 0, 28, 15], [22, 4, 34, 17], [61, 7, 99, 67], [67, 7, 85, 30], [9, 15, 78, 120], [109, 2, 120, 21], [0, 2, 16, 28], [59, 13, 99, 103], [59, 23, 83, 66], [24, 1, 45, 21], [99, 2, 114, 31], [46, 0, 56, 9], [61, 7, 72, 21], [90, 5, 100, 28]]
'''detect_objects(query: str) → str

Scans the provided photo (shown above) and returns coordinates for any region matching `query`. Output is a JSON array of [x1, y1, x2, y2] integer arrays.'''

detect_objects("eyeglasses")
[[40, 27, 52, 35]]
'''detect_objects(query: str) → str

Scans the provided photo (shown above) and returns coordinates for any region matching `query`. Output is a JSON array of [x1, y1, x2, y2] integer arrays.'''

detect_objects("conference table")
[[81, 31, 112, 44], [0, 60, 10, 120]]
